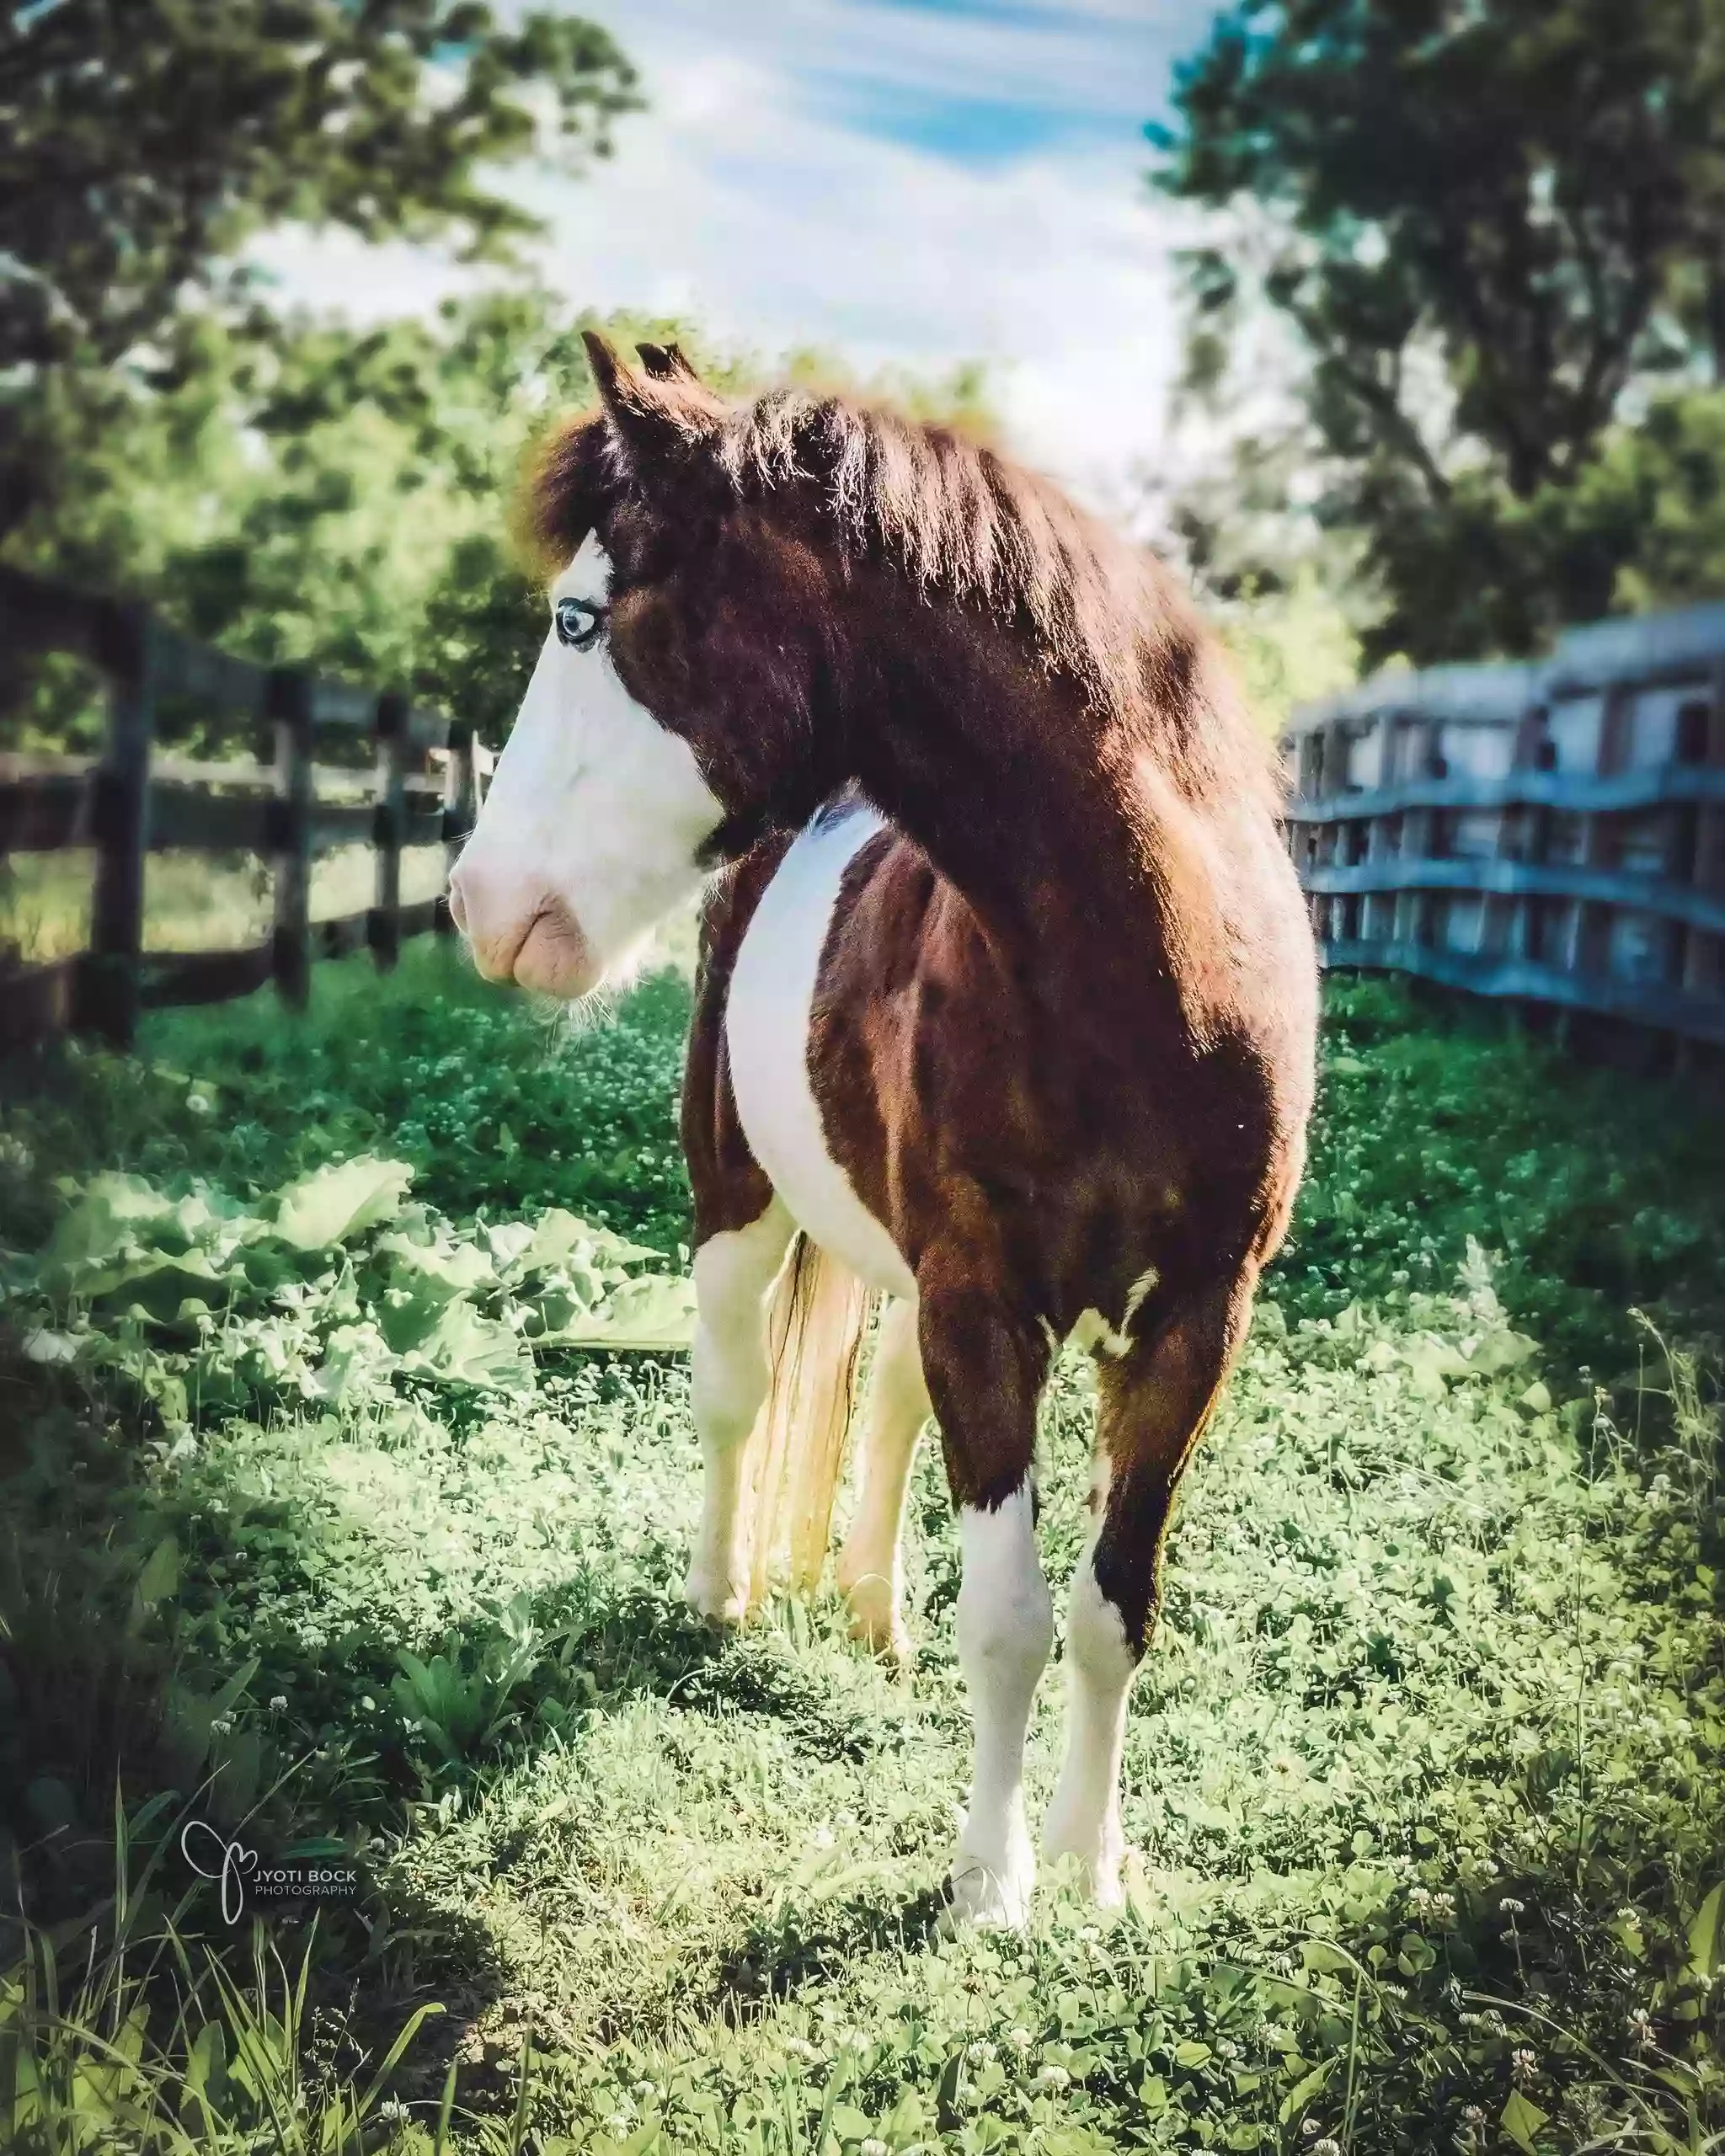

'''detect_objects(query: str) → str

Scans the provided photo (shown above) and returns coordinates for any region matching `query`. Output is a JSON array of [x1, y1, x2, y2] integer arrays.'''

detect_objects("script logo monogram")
[[180, 1819, 259, 1925]]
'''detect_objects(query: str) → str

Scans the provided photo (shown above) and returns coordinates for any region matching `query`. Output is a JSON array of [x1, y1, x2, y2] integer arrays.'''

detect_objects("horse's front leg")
[[835, 1295, 929, 1658], [686, 1200, 793, 1622], [1044, 1272, 1252, 1905], [919, 1277, 1053, 1928]]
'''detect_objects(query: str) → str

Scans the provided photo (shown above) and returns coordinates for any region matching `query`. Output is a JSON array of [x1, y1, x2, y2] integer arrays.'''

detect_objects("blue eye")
[[555, 595, 606, 649]]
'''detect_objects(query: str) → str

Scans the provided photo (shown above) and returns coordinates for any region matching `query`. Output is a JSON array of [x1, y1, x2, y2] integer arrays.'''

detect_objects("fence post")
[[439, 722, 478, 936], [83, 599, 158, 1049], [270, 670, 314, 1010], [370, 691, 409, 971]]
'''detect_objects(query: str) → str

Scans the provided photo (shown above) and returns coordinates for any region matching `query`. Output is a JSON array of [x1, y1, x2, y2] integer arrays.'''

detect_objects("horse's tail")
[[743, 1234, 876, 1612]]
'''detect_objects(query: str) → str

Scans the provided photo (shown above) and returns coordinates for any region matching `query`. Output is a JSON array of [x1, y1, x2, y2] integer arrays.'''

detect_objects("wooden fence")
[[0, 563, 484, 1052], [1281, 600, 1725, 1060]]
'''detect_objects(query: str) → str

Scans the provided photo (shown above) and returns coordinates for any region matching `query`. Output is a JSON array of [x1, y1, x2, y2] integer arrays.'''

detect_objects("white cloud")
[[254, 0, 1221, 515]]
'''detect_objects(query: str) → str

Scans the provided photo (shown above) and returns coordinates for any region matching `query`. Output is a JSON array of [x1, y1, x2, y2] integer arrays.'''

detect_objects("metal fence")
[[1281, 600, 1725, 1060], [0, 563, 483, 1052]]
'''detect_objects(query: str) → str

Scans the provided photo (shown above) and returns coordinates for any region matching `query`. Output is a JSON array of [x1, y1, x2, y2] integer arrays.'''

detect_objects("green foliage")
[[2, 962, 1722, 2149], [1280, 979, 1725, 1372], [1352, 384, 1725, 662], [1155, 0, 1725, 664], [1212, 568, 1363, 734], [5, 1150, 695, 1442], [3, 296, 1004, 759], [2, 1898, 453, 2155], [0, 0, 638, 533]]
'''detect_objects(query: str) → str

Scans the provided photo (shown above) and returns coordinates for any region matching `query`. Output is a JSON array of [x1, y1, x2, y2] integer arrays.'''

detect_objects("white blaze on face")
[[448, 536, 723, 998]]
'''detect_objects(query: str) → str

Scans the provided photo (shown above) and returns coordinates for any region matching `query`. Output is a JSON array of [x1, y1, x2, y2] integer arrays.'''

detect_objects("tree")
[[0, 0, 638, 530], [1152, 0, 1725, 663], [3, 293, 1004, 757]]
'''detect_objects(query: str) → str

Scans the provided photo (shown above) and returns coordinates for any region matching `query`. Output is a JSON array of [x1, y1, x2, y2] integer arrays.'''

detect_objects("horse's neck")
[[852, 628, 1152, 963]]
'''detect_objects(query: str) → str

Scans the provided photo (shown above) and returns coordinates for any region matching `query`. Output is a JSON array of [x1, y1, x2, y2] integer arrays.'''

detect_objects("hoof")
[[684, 1560, 749, 1626], [841, 1572, 910, 1662], [1042, 1820, 1127, 1910], [836, 1552, 910, 1662], [945, 1846, 1034, 1931], [849, 1610, 912, 1663]]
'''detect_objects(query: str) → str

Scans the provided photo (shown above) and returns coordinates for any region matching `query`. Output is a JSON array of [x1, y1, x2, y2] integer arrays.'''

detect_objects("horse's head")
[[449, 334, 846, 999]]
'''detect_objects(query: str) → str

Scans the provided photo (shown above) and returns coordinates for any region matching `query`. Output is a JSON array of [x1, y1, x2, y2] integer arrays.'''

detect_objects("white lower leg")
[[686, 1206, 792, 1622], [836, 1297, 928, 1654], [950, 1483, 1052, 1928], [1044, 1546, 1139, 1906]]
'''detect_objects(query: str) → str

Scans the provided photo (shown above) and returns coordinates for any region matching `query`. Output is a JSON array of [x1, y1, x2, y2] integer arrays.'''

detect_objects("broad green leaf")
[[1688, 1879, 1723, 1978], [1500, 2091, 1549, 2152], [1276, 2057, 1335, 2125], [21, 1328, 80, 1364], [1466, 1328, 1539, 1375], [402, 1298, 533, 1390], [1397, 1334, 1472, 1398], [42, 1172, 179, 1268], [275, 1156, 414, 1249], [312, 1321, 398, 1406], [550, 1271, 697, 1351], [135, 1534, 180, 1609]]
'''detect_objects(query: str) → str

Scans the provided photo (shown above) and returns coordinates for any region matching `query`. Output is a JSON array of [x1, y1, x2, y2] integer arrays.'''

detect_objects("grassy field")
[[1, 845, 452, 967], [1, 945, 1722, 2153]]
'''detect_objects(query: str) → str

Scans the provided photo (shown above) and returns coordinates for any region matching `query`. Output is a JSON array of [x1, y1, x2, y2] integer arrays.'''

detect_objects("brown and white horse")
[[450, 334, 1317, 1925]]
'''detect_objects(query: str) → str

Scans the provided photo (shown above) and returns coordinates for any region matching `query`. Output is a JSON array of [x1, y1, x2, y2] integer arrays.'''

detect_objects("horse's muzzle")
[[447, 867, 600, 999]]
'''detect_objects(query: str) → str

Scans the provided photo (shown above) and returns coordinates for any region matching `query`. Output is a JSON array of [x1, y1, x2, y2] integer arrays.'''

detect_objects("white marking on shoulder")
[[725, 799, 916, 1299]]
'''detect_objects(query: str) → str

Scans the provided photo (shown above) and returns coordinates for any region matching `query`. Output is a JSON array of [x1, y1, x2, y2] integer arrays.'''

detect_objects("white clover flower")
[[1036, 2064, 1071, 2091], [1510, 2047, 1538, 2086], [860, 2141, 889, 2156], [210, 1716, 234, 1737], [1627, 2008, 1655, 2047], [269, 1694, 288, 1713], [1007, 2025, 1033, 2049], [1311, 2140, 1342, 2155], [604, 2116, 631, 2137], [1500, 1897, 1525, 1917], [965, 2040, 995, 2064], [1462, 2105, 1487, 2127]]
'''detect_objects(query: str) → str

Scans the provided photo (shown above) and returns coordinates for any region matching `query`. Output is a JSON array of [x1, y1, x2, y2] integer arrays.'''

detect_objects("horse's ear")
[[582, 329, 724, 463], [635, 339, 704, 387]]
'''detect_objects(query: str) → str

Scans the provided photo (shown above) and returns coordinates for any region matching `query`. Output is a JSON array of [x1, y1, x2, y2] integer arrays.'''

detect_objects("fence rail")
[[0, 563, 483, 1052], [1282, 600, 1725, 1060]]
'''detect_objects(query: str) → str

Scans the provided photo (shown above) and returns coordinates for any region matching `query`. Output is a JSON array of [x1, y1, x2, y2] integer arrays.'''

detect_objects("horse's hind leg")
[[686, 1198, 795, 1622], [1044, 1271, 1255, 1905], [835, 1296, 930, 1658]]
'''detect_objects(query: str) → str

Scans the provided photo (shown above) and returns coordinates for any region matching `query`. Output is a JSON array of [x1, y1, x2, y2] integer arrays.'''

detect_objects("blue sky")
[[259, 0, 1226, 509]]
